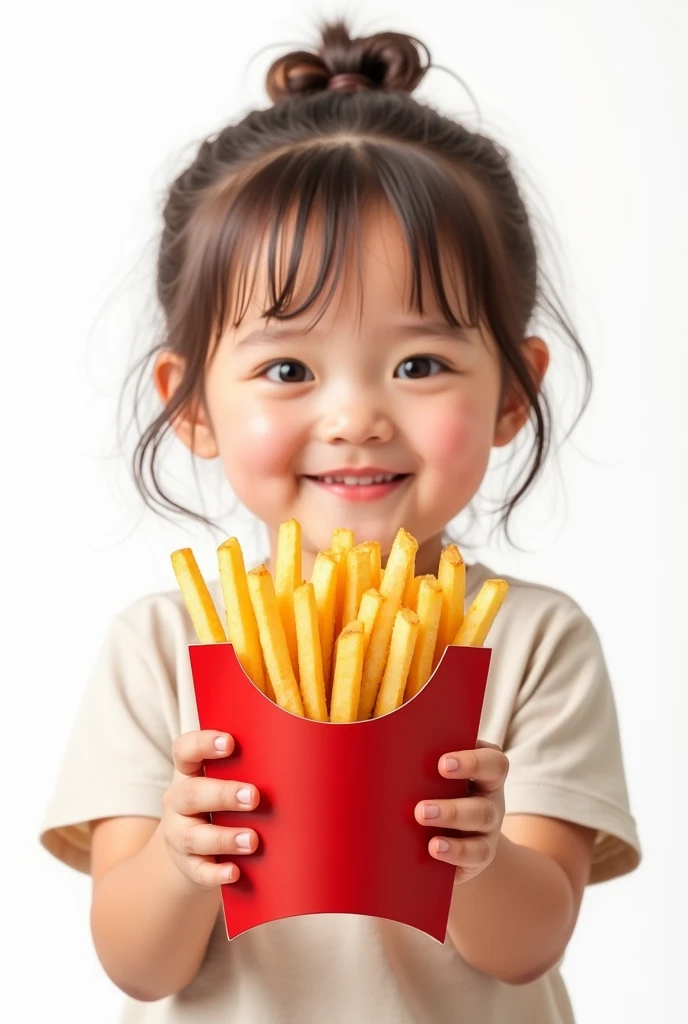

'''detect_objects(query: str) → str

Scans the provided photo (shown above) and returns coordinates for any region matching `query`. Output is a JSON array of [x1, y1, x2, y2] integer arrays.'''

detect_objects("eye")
[[394, 356, 447, 380], [264, 360, 314, 384]]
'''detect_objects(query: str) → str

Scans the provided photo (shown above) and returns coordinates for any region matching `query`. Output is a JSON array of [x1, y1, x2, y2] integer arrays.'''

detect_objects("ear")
[[153, 351, 218, 459], [493, 336, 550, 448]]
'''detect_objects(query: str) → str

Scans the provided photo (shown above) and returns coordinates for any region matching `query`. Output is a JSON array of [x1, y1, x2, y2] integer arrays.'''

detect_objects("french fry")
[[217, 538, 265, 693], [261, 650, 277, 703], [332, 528, 354, 637], [329, 621, 365, 723], [378, 528, 415, 598], [247, 566, 304, 717], [358, 528, 418, 719], [373, 608, 419, 717], [434, 544, 466, 668], [452, 579, 509, 647], [310, 549, 339, 698], [379, 529, 417, 601], [357, 588, 383, 655], [293, 583, 328, 722], [171, 548, 226, 643], [332, 527, 355, 553], [275, 519, 301, 678], [403, 574, 422, 611], [405, 576, 443, 700], [367, 541, 381, 589], [400, 551, 416, 601], [343, 544, 373, 627]]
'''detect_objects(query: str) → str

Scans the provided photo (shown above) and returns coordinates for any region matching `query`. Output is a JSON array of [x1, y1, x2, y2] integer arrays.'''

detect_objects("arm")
[[90, 729, 260, 1002], [415, 743, 595, 986], [446, 814, 595, 985], [90, 817, 221, 1002]]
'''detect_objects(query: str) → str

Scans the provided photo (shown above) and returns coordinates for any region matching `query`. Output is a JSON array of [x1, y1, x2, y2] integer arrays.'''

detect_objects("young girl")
[[40, 21, 641, 1024]]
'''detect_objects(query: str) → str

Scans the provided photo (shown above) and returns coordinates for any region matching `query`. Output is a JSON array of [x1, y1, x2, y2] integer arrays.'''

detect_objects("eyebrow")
[[393, 321, 472, 342], [235, 326, 316, 348], [235, 320, 472, 348]]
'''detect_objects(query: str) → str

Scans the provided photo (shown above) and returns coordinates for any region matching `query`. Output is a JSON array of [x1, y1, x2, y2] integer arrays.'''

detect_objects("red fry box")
[[189, 642, 490, 943]]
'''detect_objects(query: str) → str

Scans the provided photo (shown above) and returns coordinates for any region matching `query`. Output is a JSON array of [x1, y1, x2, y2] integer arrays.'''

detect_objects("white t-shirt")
[[40, 561, 641, 1023]]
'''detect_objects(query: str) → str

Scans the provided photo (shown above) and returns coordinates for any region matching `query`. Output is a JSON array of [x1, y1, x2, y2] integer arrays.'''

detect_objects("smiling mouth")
[[301, 472, 413, 503]]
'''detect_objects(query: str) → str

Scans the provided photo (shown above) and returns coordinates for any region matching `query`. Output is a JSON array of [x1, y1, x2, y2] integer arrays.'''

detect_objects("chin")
[[302, 516, 408, 559]]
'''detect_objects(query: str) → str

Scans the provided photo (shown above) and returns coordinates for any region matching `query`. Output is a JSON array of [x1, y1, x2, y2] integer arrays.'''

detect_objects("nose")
[[319, 393, 395, 446]]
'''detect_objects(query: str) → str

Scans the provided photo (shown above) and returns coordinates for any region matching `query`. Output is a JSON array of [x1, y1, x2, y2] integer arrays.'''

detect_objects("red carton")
[[189, 642, 490, 943]]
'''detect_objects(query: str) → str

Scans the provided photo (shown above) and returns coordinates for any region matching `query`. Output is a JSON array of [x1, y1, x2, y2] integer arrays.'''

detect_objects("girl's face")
[[156, 206, 547, 575]]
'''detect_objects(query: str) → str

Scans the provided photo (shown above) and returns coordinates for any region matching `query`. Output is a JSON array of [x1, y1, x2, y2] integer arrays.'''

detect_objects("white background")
[[2, 0, 686, 1020]]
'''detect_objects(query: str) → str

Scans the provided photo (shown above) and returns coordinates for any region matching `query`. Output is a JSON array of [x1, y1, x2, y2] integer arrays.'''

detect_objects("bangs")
[[190, 140, 514, 346]]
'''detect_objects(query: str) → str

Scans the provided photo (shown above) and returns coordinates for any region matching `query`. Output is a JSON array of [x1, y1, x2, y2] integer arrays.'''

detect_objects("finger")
[[186, 854, 241, 889], [428, 835, 492, 868], [172, 731, 235, 776], [170, 776, 260, 816], [176, 821, 259, 857], [437, 745, 508, 793], [414, 795, 499, 833]]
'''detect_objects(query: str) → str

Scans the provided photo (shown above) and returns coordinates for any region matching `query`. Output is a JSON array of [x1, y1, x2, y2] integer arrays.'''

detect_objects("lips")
[[301, 469, 412, 503]]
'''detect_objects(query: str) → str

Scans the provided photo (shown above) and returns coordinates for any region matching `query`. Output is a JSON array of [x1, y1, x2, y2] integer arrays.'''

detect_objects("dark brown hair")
[[123, 20, 591, 540]]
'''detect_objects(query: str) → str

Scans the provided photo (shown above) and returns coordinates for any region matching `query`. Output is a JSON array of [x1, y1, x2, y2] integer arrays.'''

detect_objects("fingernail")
[[422, 804, 440, 819], [443, 757, 459, 772], [224, 864, 238, 881], [214, 735, 229, 751], [436, 839, 450, 853], [235, 831, 253, 850], [236, 787, 253, 805]]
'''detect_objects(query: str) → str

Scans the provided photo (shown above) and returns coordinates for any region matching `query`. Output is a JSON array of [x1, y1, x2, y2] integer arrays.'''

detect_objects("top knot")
[[265, 21, 430, 104]]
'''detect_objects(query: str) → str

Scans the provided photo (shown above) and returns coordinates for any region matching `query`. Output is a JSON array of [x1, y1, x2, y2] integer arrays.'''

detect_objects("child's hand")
[[414, 740, 508, 883], [161, 730, 260, 889]]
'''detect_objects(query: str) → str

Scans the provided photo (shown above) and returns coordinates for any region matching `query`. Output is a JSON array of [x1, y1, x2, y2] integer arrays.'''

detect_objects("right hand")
[[161, 730, 260, 889]]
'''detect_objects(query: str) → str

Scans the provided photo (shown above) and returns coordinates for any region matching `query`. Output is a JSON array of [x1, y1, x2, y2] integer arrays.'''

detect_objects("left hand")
[[414, 740, 509, 883]]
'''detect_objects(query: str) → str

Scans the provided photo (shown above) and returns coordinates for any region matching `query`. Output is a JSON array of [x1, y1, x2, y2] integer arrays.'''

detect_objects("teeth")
[[319, 473, 399, 485]]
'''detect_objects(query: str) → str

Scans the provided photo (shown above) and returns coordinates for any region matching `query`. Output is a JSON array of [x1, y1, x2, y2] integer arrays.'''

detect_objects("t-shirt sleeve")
[[39, 598, 182, 875], [501, 594, 641, 884]]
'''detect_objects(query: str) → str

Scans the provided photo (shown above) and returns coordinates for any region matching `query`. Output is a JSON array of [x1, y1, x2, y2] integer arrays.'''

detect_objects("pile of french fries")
[[171, 521, 508, 723]]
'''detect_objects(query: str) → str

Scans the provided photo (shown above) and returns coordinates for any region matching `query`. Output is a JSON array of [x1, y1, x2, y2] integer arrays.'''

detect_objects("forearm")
[[91, 822, 221, 1001], [447, 834, 576, 985]]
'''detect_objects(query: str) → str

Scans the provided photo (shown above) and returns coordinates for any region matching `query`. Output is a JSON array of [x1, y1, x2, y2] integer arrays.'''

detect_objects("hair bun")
[[266, 21, 430, 104]]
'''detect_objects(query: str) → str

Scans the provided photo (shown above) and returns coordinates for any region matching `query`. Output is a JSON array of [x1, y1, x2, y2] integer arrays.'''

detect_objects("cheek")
[[221, 407, 303, 476], [418, 395, 495, 469]]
